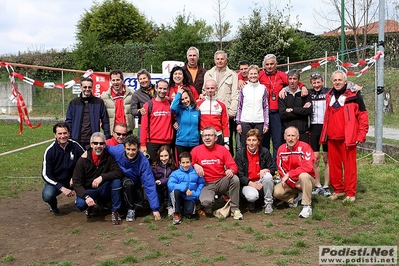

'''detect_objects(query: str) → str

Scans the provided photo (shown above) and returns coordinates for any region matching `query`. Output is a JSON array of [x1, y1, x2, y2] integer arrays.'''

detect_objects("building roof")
[[320, 19, 399, 36]]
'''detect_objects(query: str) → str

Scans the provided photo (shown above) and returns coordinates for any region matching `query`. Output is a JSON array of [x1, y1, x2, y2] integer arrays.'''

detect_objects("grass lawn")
[[0, 121, 399, 265]]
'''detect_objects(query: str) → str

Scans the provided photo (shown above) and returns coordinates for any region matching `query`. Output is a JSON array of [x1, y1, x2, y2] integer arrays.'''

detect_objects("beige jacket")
[[101, 86, 135, 133], [203, 66, 239, 117]]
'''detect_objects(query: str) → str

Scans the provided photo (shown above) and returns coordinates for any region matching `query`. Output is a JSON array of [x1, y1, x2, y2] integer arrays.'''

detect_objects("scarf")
[[141, 84, 155, 97], [111, 87, 126, 125], [91, 150, 104, 167], [331, 85, 347, 109]]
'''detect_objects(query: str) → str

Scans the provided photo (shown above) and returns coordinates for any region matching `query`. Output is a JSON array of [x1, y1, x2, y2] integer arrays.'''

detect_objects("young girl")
[[151, 145, 177, 214]]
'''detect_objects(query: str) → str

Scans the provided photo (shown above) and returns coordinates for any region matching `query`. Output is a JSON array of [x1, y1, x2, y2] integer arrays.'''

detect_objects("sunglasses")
[[82, 86, 92, 89], [310, 73, 322, 79], [91, 142, 105, 145], [114, 132, 127, 136]]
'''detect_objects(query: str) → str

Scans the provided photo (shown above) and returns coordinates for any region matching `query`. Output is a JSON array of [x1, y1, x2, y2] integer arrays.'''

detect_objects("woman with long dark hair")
[[170, 87, 200, 158], [168, 66, 199, 101]]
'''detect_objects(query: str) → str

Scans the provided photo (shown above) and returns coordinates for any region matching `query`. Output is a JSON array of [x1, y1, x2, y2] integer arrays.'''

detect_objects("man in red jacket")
[[274, 126, 316, 218], [191, 126, 243, 220], [238, 54, 307, 159], [320, 70, 368, 203], [197, 79, 230, 147]]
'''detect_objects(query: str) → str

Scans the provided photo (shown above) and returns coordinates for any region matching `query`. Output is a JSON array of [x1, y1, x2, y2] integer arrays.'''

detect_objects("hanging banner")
[[91, 73, 109, 98]]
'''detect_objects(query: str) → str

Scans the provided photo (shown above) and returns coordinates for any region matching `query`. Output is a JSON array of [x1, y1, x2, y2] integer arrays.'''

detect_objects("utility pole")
[[373, 0, 385, 164], [340, 0, 345, 62]]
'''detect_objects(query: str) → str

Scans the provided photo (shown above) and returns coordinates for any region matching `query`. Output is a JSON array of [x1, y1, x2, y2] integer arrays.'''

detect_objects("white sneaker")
[[264, 203, 273, 214], [231, 209, 243, 220], [299, 205, 312, 218], [288, 192, 302, 208], [167, 206, 173, 217], [126, 209, 135, 222]]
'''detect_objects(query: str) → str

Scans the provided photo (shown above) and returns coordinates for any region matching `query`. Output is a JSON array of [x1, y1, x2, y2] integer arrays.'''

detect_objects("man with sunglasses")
[[66, 77, 111, 148], [106, 123, 128, 146], [73, 132, 124, 225]]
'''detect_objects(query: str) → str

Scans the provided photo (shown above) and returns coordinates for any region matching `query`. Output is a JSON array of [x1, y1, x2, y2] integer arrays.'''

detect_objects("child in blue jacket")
[[168, 152, 205, 225]]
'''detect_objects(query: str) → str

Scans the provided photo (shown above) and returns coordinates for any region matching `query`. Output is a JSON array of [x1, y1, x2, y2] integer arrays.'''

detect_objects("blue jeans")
[[42, 183, 62, 209], [262, 112, 283, 160], [75, 179, 122, 212]]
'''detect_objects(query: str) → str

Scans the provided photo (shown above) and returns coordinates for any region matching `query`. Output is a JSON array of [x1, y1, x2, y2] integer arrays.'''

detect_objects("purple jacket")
[[152, 164, 173, 189]]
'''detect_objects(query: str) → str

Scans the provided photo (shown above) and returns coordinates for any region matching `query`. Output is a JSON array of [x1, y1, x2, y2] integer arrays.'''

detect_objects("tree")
[[315, 0, 379, 61], [229, 7, 311, 68], [76, 0, 154, 45], [74, 0, 155, 70], [148, 12, 213, 72], [212, 0, 232, 50], [73, 31, 107, 71]]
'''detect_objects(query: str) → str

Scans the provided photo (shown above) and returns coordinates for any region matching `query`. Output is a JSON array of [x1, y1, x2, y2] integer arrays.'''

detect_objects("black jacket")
[[72, 148, 124, 199], [235, 146, 277, 186], [278, 88, 312, 134]]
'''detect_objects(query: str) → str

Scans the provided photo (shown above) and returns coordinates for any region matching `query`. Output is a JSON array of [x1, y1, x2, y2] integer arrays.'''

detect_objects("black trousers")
[[122, 177, 144, 211], [170, 190, 196, 216]]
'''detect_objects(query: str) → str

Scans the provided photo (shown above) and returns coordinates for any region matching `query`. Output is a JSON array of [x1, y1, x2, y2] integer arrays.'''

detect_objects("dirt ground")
[[0, 190, 346, 266]]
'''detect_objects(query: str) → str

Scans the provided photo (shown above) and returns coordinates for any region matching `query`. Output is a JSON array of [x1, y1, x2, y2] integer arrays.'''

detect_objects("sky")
[[0, 0, 330, 56]]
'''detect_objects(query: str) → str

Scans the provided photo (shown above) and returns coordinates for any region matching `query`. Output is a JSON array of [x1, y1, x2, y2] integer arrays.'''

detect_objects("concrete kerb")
[[358, 141, 399, 159]]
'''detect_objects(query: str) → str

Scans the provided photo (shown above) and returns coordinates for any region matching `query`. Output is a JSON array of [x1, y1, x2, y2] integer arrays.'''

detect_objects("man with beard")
[[107, 134, 161, 222], [66, 77, 110, 148], [101, 70, 135, 134], [73, 132, 124, 225], [140, 79, 173, 162]]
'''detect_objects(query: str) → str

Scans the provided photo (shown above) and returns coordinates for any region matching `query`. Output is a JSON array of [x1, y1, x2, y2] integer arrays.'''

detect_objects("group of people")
[[41, 46, 369, 224]]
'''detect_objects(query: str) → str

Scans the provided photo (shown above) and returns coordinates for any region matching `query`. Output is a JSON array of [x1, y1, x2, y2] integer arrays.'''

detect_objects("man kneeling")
[[274, 126, 316, 218], [73, 132, 124, 225]]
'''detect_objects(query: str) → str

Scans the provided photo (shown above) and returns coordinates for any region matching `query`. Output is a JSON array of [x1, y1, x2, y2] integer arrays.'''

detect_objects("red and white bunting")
[[299, 51, 384, 77]]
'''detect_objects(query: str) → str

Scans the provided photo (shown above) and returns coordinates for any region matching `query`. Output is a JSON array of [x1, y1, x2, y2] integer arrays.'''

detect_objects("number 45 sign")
[[162, 61, 185, 75]]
